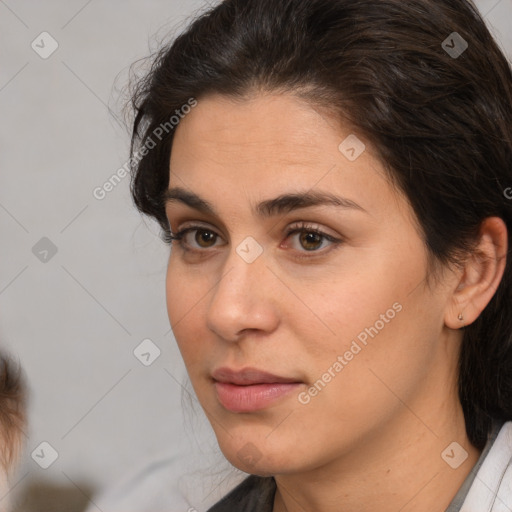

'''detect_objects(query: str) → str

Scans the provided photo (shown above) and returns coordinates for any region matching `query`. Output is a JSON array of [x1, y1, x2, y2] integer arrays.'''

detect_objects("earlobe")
[[445, 217, 508, 330]]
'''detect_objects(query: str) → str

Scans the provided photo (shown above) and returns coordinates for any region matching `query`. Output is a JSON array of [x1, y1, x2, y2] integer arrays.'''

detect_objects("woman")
[[127, 0, 512, 510]]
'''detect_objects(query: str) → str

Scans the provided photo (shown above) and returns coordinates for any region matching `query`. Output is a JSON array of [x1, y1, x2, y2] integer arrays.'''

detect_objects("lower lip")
[[214, 381, 302, 412]]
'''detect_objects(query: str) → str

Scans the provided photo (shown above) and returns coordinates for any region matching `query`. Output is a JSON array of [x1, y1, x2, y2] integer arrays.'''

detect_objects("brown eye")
[[299, 231, 323, 251], [194, 229, 217, 248], [282, 224, 342, 257], [167, 226, 224, 250]]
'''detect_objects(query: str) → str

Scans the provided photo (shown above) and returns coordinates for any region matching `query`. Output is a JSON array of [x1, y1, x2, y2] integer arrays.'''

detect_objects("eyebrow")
[[163, 187, 367, 217]]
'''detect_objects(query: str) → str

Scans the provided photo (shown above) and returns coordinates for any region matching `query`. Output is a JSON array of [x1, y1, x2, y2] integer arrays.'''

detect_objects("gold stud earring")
[[458, 312, 464, 322]]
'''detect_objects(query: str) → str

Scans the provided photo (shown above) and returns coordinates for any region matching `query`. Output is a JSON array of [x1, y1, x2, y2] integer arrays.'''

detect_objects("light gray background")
[[0, 1, 511, 511]]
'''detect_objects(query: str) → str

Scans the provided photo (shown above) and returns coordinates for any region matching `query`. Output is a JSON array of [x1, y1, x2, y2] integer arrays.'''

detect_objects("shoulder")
[[461, 421, 512, 512], [207, 474, 276, 512]]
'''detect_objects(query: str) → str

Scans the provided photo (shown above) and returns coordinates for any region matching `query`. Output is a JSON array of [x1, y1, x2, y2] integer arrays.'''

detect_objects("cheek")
[[165, 262, 208, 364], [288, 260, 406, 363], [291, 243, 435, 409], [317, 294, 437, 419], [291, 303, 429, 449], [166, 255, 210, 319]]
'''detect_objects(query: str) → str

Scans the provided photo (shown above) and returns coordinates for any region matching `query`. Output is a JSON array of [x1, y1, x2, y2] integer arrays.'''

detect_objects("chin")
[[217, 434, 304, 476]]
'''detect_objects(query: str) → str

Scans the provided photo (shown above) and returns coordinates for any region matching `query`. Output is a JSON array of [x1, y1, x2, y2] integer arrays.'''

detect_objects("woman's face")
[[165, 92, 461, 475]]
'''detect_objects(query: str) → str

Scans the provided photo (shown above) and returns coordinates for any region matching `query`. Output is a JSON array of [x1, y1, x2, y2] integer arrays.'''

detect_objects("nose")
[[205, 246, 280, 342]]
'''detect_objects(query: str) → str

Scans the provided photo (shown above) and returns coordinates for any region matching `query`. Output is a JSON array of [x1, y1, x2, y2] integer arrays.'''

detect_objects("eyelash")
[[163, 222, 342, 259]]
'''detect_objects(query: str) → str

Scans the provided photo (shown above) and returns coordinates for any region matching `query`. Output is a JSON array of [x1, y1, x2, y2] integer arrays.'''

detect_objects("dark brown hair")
[[128, 0, 512, 449], [0, 354, 26, 471]]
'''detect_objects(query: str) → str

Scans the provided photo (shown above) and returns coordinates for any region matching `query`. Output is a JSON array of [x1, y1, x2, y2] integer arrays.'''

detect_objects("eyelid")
[[284, 221, 340, 239], [166, 209, 228, 235]]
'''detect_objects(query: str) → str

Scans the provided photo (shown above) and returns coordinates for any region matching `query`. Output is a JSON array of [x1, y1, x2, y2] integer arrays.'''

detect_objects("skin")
[[164, 92, 507, 512]]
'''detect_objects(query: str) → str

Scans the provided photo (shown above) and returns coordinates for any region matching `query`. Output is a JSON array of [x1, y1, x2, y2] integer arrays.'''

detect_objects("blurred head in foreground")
[[0, 353, 26, 510]]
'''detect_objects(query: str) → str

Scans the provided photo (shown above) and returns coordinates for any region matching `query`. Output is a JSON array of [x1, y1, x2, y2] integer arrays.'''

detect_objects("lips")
[[211, 366, 301, 385], [211, 367, 303, 413]]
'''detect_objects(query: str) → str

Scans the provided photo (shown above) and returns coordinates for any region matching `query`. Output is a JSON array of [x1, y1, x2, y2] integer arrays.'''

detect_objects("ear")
[[445, 217, 508, 329]]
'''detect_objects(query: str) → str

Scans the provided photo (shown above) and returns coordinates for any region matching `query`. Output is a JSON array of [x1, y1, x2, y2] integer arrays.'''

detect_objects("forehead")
[[171, 92, 345, 170], [167, 92, 401, 219]]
